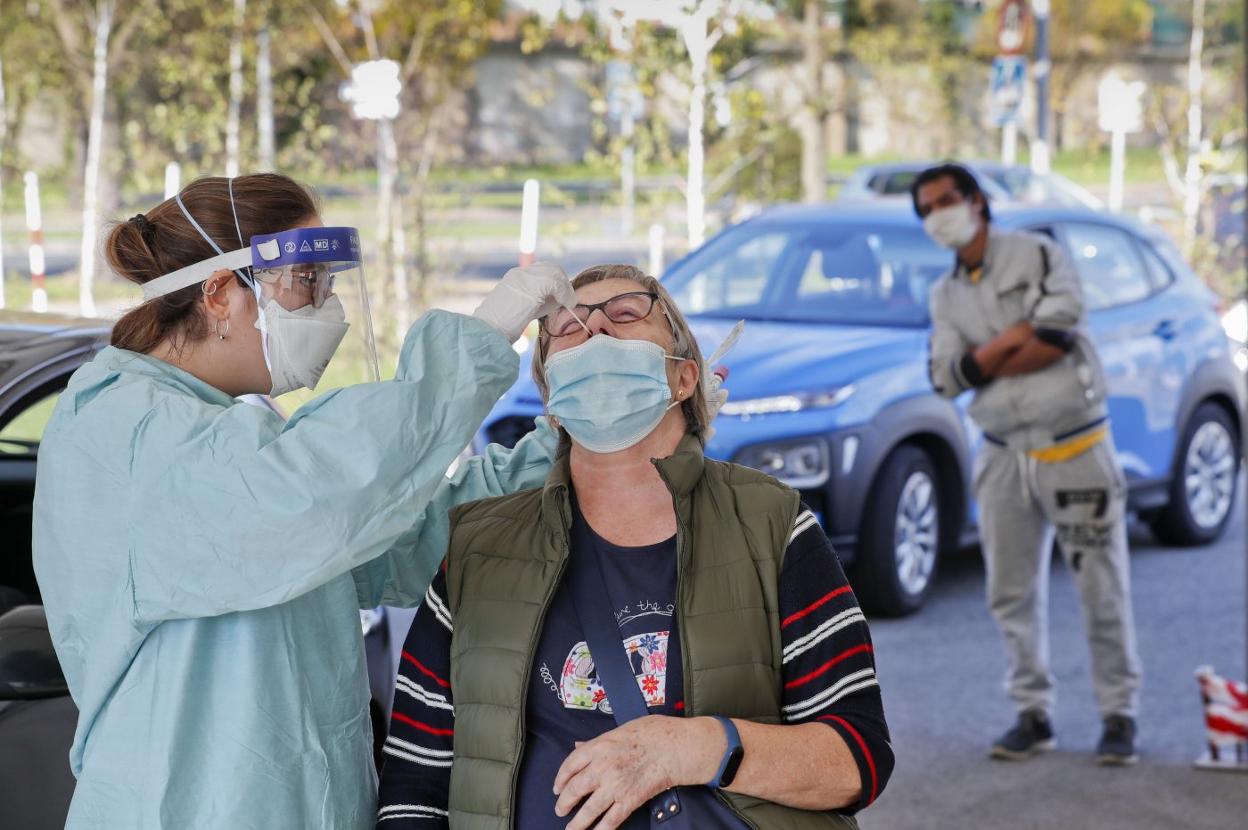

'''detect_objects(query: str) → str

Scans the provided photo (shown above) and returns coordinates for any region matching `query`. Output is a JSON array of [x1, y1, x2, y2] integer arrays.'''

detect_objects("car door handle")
[[1152, 319, 1177, 341]]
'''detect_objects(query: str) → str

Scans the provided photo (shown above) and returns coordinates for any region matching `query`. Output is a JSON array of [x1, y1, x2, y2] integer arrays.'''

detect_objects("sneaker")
[[1096, 715, 1138, 766], [990, 710, 1057, 760]]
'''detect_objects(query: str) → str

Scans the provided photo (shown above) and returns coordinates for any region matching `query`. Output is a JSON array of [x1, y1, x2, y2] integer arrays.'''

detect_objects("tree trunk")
[[1183, 0, 1206, 258], [411, 106, 442, 310], [257, 25, 275, 171], [799, 0, 827, 203], [683, 19, 709, 250], [376, 117, 403, 345], [80, 0, 114, 318], [226, 0, 246, 177]]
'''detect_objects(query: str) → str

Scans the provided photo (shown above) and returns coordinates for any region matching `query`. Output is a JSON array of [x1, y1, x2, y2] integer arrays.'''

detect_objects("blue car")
[[475, 204, 1244, 615]]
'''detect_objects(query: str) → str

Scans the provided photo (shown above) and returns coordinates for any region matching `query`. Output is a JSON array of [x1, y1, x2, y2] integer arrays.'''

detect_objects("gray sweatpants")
[[975, 436, 1142, 719]]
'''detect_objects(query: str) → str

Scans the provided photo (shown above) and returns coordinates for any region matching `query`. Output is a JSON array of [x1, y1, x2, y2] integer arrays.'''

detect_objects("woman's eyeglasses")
[[543, 291, 660, 337]]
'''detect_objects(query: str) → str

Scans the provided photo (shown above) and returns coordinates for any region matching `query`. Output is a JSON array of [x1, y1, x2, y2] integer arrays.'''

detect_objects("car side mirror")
[[0, 605, 68, 700]]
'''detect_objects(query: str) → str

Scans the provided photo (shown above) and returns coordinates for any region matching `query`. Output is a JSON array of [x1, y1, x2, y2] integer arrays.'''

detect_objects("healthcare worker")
[[32, 173, 578, 829], [913, 163, 1141, 767]]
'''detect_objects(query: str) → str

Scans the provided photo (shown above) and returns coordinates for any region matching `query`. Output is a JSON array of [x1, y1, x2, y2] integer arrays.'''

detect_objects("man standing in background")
[[913, 163, 1142, 766]]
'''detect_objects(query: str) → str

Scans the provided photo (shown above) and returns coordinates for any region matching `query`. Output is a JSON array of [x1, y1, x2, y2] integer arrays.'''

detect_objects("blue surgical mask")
[[545, 335, 686, 454]]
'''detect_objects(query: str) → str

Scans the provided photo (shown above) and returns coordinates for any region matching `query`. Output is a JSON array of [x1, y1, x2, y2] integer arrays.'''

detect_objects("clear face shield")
[[140, 212, 379, 400]]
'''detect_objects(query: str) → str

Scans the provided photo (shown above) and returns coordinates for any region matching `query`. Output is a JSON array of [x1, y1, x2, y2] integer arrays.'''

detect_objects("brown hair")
[[108, 173, 319, 354], [531, 264, 711, 446]]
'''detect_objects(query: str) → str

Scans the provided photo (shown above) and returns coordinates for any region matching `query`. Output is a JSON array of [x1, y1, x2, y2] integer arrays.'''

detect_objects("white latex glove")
[[473, 262, 579, 343]]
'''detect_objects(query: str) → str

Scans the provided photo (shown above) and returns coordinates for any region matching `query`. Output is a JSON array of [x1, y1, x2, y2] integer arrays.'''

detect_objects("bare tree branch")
[[359, 6, 381, 61], [108, 0, 158, 71], [43, 0, 93, 92], [307, 5, 356, 77], [400, 15, 433, 84]]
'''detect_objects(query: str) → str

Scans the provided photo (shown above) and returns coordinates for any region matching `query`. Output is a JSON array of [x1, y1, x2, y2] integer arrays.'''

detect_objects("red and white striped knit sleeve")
[[376, 565, 455, 828], [778, 505, 895, 813]]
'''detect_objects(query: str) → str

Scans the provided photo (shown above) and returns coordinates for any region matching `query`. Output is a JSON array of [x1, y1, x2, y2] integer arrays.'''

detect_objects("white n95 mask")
[[255, 294, 351, 397], [923, 202, 980, 250], [545, 336, 686, 454]]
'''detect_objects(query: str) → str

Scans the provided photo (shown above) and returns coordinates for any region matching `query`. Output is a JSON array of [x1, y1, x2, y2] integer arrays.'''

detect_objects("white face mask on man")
[[922, 202, 981, 250]]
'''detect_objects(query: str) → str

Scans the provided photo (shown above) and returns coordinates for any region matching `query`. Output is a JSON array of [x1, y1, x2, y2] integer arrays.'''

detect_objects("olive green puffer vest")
[[443, 434, 859, 830]]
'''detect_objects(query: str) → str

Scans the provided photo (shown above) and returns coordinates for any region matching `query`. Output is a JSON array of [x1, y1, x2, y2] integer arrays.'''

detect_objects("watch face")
[[720, 747, 745, 787]]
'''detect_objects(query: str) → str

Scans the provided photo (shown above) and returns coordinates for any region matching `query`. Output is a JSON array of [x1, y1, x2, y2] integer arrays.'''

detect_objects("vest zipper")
[[506, 531, 571, 829], [658, 468, 761, 830]]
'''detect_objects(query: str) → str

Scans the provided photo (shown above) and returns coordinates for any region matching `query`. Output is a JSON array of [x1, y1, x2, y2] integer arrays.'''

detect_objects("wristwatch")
[[708, 716, 745, 788]]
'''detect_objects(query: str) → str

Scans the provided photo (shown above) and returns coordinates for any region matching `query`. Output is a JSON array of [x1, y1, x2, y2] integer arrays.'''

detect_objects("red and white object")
[[24, 171, 46, 313], [1195, 666, 1248, 772]]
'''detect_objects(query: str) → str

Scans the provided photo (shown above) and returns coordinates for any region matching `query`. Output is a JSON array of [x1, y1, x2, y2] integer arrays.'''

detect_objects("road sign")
[[1097, 72, 1146, 134], [997, 0, 1030, 55], [341, 59, 402, 121], [990, 56, 1027, 127]]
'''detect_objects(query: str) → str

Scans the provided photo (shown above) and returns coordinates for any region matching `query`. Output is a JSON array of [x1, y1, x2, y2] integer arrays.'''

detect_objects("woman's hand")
[[552, 715, 723, 830]]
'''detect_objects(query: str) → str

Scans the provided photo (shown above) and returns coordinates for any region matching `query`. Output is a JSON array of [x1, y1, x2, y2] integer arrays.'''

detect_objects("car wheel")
[[1150, 402, 1241, 546], [853, 444, 941, 616]]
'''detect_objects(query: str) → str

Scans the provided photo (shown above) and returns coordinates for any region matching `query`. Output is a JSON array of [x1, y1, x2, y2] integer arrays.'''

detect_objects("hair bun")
[[129, 213, 155, 243]]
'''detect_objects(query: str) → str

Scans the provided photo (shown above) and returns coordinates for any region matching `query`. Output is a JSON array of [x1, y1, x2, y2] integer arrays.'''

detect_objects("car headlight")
[[735, 437, 831, 489], [719, 385, 855, 419]]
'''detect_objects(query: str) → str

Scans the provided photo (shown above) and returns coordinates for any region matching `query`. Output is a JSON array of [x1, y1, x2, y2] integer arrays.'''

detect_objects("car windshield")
[[662, 222, 949, 327]]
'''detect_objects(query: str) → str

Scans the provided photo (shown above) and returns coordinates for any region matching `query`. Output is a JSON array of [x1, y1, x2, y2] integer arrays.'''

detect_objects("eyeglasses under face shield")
[[139, 225, 381, 390]]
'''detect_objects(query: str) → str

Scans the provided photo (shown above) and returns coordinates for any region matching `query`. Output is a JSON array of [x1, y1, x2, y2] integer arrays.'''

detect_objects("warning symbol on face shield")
[[284, 241, 297, 254], [314, 238, 329, 251], [331, 239, 340, 251], [299, 240, 313, 253]]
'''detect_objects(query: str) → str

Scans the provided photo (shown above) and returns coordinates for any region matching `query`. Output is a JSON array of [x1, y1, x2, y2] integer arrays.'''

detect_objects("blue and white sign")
[[990, 56, 1027, 127]]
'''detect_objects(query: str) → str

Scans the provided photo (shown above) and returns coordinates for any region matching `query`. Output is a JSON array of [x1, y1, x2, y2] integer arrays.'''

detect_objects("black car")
[[0, 312, 109, 829], [0, 313, 400, 826]]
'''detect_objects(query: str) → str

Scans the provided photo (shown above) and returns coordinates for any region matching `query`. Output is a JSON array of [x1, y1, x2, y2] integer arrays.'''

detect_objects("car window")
[[1136, 240, 1176, 291], [0, 390, 61, 455], [671, 231, 790, 314], [1063, 223, 1153, 310], [880, 172, 919, 195], [664, 223, 948, 326]]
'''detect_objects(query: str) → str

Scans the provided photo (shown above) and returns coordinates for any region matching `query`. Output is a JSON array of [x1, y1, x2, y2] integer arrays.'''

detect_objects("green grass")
[[0, 391, 59, 448], [0, 271, 140, 311]]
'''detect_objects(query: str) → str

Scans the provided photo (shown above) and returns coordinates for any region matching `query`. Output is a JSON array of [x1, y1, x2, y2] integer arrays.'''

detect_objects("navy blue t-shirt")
[[513, 505, 747, 830]]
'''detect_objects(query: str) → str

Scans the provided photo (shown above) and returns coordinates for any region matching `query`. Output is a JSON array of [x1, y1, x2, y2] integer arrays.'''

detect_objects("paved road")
[[860, 487, 1248, 830]]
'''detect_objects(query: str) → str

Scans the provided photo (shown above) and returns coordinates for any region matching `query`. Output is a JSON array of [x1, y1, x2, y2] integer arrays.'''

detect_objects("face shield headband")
[[141, 223, 365, 303]]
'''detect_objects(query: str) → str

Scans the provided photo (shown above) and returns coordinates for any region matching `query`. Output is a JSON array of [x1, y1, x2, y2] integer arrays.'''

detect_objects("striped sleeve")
[[376, 566, 455, 828], [779, 506, 894, 813]]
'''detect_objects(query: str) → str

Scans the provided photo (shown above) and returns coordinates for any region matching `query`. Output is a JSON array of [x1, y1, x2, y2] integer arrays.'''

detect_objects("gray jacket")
[[928, 227, 1108, 451]]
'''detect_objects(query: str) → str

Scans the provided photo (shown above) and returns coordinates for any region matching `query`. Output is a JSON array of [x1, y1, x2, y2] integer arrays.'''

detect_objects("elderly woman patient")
[[376, 265, 893, 830]]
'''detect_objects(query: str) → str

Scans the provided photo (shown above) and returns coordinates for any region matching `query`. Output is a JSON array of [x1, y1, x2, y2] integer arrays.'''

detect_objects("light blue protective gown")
[[32, 311, 556, 829]]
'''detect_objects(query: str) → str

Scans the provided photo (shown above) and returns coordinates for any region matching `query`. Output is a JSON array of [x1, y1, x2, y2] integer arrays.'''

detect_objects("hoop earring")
[[203, 280, 220, 297], [217, 319, 230, 341]]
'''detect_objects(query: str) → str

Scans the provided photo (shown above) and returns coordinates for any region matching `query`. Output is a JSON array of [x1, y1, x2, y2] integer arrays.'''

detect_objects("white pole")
[[391, 167, 411, 341], [519, 178, 540, 266], [683, 17, 709, 250], [1182, 0, 1206, 258], [257, 25, 275, 171], [1031, 0, 1051, 175], [79, 0, 114, 318], [25, 172, 46, 313], [648, 223, 665, 277], [1108, 127, 1126, 212], [376, 116, 395, 289], [164, 162, 181, 199], [226, 0, 246, 178], [1001, 121, 1018, 166]]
